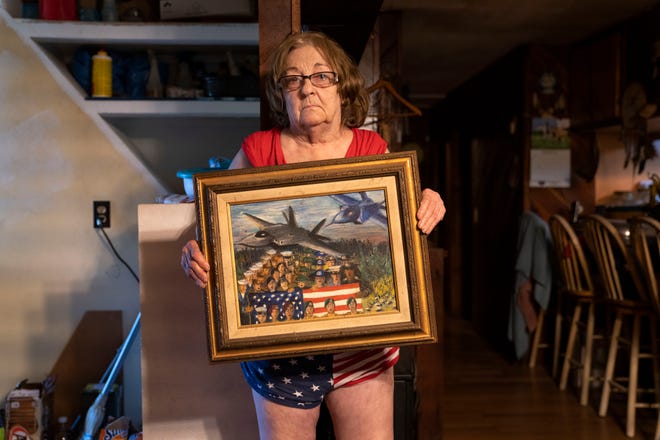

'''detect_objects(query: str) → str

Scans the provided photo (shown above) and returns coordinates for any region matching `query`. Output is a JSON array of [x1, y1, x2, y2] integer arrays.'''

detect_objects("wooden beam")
[[258, 0, 301, 129], [291, 0, 301, 33]]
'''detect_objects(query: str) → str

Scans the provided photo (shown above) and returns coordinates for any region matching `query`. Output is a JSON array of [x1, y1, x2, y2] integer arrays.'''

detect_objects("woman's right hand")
[[181, 240, 210, 288]]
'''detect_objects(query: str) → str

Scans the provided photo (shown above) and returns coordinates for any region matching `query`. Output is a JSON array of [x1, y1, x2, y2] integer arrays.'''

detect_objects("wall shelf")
[[86, 98, 260, 118], [2, 9, 261, 192], [11, 18, 261, 116], [11, 19, 259, 45]]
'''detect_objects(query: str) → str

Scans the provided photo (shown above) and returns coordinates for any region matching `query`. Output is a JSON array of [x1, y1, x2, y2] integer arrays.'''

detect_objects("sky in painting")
[[230, 190, 389, 250]]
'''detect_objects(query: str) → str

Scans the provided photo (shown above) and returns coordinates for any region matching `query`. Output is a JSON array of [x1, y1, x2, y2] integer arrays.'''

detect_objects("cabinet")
[[2, 7, 261, 192]]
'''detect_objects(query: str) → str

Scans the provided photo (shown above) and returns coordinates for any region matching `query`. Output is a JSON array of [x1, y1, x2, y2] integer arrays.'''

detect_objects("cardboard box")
[[159, 0, 252, 20], [5, 383, 50, 440]]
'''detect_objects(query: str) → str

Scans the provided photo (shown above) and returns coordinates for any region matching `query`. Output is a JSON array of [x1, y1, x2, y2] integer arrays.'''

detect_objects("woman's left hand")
[[417, 188, 446, 235]]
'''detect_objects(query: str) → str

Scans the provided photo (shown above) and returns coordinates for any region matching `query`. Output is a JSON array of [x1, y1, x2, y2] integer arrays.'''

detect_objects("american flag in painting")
[[248, 283, 363, 323], [250, 288, 304, 322], [302, 283, 363, 316]]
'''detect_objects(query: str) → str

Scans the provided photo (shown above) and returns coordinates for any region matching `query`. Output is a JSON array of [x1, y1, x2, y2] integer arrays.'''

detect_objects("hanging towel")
[[507, 211, 553, 359]]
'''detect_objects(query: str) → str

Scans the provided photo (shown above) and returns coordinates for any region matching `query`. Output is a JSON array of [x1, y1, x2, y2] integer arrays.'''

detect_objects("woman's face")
[[282, 45, 342, 132]]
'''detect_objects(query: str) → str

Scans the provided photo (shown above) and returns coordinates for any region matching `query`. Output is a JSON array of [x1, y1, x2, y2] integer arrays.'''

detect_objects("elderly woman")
[[181, 31, 445, 440]]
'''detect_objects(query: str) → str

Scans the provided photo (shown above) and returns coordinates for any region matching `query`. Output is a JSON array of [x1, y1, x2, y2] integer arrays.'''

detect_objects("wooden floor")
[[439, 318, 658, 440]]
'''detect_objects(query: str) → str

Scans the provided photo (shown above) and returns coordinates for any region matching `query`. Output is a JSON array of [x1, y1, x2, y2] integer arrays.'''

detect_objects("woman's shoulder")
[[242, 128, 283, 166], [352, 128, 385, 142], [243, 128, 280, 145], [349, 128, 388, 156]]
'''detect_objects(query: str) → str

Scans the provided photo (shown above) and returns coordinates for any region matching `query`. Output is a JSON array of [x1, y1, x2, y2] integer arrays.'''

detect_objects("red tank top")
[[241, 127, 388, 166]]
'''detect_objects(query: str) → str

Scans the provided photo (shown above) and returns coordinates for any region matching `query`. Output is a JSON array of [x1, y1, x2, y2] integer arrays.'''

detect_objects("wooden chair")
[[528, 307, 550, 368], [629, 216, 660, 440], [548, 214, 602, 406], [582, 214, 657, 438]]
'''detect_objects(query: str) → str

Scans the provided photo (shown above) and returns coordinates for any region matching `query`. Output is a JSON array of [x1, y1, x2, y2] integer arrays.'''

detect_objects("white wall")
[[0, 12, 161, 428]]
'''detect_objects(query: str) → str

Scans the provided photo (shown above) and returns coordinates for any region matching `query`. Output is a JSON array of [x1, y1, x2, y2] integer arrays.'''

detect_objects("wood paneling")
[[416, 247, 446, 440], [258, 0, 300, 130], [569, 31, 622, 128]]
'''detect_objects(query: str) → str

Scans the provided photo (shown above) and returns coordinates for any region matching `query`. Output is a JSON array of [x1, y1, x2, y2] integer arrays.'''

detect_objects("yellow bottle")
[[92, 50, 112, 97]]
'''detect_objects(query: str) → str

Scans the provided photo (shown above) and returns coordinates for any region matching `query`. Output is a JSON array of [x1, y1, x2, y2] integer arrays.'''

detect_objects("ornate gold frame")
[[195, 151, 436, 362]]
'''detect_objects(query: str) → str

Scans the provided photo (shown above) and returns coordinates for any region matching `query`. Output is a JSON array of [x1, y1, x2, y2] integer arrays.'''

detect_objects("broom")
[[81, 312, 141, 440]]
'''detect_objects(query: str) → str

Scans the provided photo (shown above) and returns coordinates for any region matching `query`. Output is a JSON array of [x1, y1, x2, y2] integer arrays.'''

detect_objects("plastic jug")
[[92, 50, 112, 98]]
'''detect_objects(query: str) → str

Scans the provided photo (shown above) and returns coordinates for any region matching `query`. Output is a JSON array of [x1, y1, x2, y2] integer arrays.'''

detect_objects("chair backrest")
[[582, 214, 645, 303], [548, 214, 594, 295], [629, 216, 660, 314]]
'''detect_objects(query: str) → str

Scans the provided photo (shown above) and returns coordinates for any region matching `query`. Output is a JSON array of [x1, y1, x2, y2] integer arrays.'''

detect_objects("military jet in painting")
[[238, 206, 342, 257], [328, 192, 388, 228]]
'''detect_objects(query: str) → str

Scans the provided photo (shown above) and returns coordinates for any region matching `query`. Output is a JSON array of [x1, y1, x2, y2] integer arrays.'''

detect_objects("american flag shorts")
[[241, 347, 400, 408]]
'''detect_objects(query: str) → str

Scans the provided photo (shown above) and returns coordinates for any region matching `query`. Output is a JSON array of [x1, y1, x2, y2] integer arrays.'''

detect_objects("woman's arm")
[[386, 148, 446, 234], [182, 148, 252, 288], [228, 148, 253, 170], [181, 240, 210, 288], [417, 188, 446, 235]]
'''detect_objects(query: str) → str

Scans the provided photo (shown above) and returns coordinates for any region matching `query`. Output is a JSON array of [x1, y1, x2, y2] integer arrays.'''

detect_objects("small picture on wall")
[[530, 117, 571, 188]]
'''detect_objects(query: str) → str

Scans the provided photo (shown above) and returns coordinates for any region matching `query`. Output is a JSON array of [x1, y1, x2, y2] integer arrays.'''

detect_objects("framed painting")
[[194, 151, 436, 362]]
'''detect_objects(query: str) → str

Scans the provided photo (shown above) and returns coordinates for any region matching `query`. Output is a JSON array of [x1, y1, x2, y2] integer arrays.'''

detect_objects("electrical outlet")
[[93, 201, 111, 228]]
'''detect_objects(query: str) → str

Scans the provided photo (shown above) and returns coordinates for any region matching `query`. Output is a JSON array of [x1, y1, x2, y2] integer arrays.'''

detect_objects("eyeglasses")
[[278, 71, 339, 91]]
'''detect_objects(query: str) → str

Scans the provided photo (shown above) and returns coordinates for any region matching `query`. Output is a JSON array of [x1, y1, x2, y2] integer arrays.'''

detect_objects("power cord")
[[97, 227, 140, 283]]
